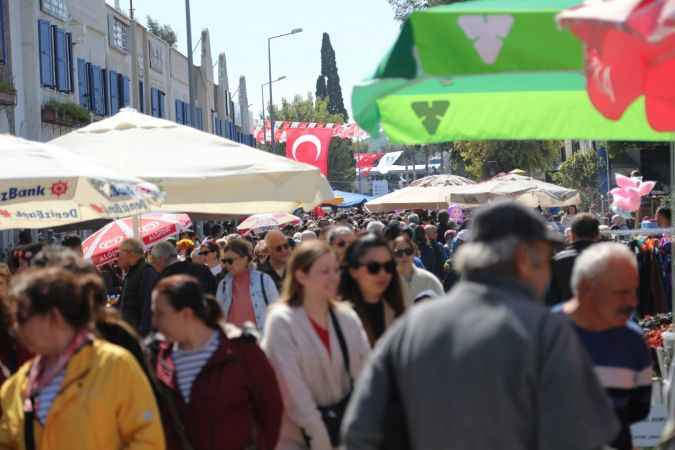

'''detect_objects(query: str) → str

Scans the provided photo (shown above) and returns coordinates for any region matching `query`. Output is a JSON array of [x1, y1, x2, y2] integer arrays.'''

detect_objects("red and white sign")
[[354, 152, 384, 175], [82, 212, 192, 267], [285, 128, 334, 176], [256, 121, 368, 144]]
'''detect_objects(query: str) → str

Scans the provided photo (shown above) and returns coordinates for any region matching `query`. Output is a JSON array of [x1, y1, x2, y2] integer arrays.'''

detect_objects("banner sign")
[[355, 152, 384, 175], [256, 121, 368, 144], [285, 128, 334, 176]]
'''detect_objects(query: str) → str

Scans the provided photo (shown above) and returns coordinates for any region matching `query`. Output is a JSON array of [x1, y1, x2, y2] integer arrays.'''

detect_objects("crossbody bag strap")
[[328, 307, 352, 386], [260, 273, 269, 306]]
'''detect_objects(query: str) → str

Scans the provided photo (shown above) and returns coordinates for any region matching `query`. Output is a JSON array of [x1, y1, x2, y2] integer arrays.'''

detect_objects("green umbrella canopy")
[[353, 0, 675, 143]]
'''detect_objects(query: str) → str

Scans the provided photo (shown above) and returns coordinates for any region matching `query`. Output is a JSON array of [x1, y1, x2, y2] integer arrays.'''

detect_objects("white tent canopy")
[[365, 175, 475, 213], [448, 173, 581, 208], [51, 109, 334, 215], [0, 134, 162, 229]]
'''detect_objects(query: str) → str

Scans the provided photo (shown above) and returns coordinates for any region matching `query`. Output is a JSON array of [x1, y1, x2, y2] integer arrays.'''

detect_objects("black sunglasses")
[[393, 248, 414, 257], [335, 240, 348, 248], [361, 260, 396, 275], [221, 257, 236, 265], [199, 250, 213, 256], [275, 244, 290, 252]]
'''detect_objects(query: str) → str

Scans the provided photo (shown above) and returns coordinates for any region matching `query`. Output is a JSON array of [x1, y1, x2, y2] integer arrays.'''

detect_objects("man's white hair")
[[366, 221, 385, 235], [570, 242, 637, 295], [327, 226, 354, 244]]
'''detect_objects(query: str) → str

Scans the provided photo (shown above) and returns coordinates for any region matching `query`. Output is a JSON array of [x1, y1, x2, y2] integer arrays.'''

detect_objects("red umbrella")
[[558, 0, 675, 131], [82, 212, 192, 267]]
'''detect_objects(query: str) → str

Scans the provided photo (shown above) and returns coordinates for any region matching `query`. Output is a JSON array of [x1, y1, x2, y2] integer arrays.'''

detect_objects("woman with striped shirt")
[[151, 275, 283, 450]]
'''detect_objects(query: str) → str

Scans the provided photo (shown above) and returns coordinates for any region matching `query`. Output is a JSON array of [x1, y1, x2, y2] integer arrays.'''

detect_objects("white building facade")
[[2, 0, 255, 145]]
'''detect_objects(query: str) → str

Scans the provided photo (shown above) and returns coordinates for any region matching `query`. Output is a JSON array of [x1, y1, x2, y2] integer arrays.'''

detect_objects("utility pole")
[[185, 0, 196, 127]]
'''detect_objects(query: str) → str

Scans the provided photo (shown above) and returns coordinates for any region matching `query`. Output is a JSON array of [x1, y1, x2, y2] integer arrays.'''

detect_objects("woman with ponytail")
[[0, 267, 165, 450], [150, 275, 283, 450]]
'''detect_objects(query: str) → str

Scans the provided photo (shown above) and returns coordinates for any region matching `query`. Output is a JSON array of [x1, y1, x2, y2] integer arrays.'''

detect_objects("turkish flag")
[[285, 128, 333, 175]]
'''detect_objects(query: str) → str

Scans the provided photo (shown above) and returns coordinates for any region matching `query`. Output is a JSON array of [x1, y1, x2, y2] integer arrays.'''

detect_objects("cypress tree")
[[315, 75, 327, 100], [318, 33, 348, 121]]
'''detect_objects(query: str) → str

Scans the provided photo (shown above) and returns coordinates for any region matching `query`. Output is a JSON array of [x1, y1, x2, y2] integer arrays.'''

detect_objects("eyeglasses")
[[275, 244, 290, 252], [334, 240, 348, 248], [361, 260, 396, 275], [199, 250, 213, 256], [393, 248, 414, 258], [221, 257, 237, 265]]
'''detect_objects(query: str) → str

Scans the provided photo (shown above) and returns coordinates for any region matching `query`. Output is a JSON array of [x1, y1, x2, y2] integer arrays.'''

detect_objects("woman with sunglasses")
[[217, 238, 279, 332], [392, 234, 444, 307], [262, 241, 370, 450], [0, 267, 164, 450], [338, 234, 406, 345]]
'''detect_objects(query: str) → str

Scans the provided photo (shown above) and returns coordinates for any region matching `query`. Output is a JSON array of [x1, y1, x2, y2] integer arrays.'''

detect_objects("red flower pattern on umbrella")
[[559, 0, 675, 131]]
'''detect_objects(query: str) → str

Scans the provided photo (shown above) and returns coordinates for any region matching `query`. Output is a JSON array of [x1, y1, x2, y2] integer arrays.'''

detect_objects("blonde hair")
[[279, 241, 334, 307]]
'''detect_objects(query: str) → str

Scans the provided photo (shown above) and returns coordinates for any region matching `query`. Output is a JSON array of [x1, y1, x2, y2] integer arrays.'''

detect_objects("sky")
[[106, 0, 401, 122]]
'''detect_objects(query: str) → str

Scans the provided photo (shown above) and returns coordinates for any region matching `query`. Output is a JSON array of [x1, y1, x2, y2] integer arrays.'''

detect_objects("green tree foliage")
[[328, 138, 357, 191], [263, 95, 355, 189], [387, 0, 468, 20], [318, 33, 348, 121], [453, 141, 561, 180], [276, 94, 345, 124], [553, 150, 600, 211], [146, 16, 178, 47]]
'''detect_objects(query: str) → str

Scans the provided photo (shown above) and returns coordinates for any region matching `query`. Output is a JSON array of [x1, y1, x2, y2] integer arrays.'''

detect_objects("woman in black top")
[[338, 234, 405, 345]]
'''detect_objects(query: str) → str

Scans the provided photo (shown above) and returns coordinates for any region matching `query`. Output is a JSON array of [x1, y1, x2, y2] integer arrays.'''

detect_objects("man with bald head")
[[259, 229, 290, 290], [557, 242, 651, 450]]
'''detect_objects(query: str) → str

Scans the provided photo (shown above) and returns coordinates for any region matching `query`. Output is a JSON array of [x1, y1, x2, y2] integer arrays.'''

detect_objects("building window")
[[40, 0, 68, 21], [110, 17, 129, 52], [150, 87, 165, 118]]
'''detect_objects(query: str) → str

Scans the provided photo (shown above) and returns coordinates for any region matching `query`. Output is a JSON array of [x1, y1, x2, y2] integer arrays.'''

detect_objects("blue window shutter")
[[175, 100, 183, 124], [101, 69, 109, 115], [108, 70, 119, 115], [54, 27, 67, 91], [195, 107, 203, 130], [87, 63, 95, 111], [38, 20, 54, 87], [65, 33, 73, 91], [150, 88, 158, 117], [183, 102, 190, 125], [77, 59, 89, 108], [94, 66, 106, 116], [139, 81, 144, 113], [159, 91, 165, 118], [121, 76, 130, 108]]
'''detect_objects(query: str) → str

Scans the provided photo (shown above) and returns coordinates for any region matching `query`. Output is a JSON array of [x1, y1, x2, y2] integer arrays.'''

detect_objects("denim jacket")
[[216, 269, 279, 332]]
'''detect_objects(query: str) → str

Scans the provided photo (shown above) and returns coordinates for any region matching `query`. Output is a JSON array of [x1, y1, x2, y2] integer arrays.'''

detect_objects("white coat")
[[262, 302, 371, 450]]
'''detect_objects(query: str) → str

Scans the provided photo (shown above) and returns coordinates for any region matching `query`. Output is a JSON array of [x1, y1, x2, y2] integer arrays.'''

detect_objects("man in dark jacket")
[[342, 202, 619, 450], [118, 238, 158, 336], [546, 213, 600, 306], [258, 230, 289, 291]]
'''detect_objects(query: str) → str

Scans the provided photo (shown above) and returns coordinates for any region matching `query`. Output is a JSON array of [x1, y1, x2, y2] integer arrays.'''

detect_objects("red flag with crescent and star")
[[285, 128, 334, 176]]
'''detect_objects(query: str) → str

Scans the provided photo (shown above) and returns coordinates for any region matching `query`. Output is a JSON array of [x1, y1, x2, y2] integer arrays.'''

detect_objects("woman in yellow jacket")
[[0, 267, 165, 450]]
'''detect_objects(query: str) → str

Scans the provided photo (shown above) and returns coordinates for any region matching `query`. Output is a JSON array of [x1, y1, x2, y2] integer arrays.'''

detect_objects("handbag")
[[315, 307, 353, 447]]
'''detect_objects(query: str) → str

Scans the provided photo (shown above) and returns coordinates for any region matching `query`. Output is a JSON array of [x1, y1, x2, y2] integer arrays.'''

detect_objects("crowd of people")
[[0, 200, 671, 450]]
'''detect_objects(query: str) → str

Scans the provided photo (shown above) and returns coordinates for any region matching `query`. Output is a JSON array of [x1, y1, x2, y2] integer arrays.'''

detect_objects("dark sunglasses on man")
[[199, 250, 213, 256], [361, 260, 397, 275], [221, 257, 236, 265], [275, 244, 290, 252]]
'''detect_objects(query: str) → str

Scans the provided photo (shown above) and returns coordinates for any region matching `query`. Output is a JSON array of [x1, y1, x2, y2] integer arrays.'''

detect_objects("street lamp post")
[[268, 28, 302, 149], [261, 76, 286, 143]]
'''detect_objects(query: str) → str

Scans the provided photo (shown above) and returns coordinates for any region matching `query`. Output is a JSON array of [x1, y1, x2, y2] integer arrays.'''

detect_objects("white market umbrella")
[[448, 173, 581, 208], [365, 174, 475, 213], [237, 212, 302, 233], [0, 134, 162, 229], [51, 109, 334, 215]]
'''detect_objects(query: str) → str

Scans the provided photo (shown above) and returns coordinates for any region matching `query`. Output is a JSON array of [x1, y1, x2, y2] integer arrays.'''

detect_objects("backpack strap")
[[260, 272, 269, 306], [329, 307, 353, 387]]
